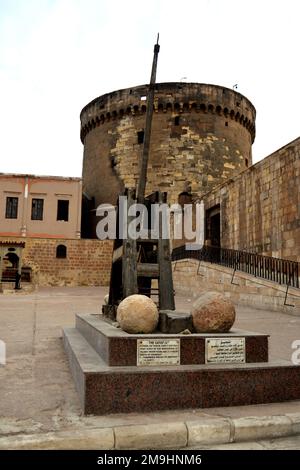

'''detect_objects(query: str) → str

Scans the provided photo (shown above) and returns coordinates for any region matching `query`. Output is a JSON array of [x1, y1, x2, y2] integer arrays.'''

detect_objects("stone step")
[[75, 313, 269, 367], [63, 326, 300, 416]]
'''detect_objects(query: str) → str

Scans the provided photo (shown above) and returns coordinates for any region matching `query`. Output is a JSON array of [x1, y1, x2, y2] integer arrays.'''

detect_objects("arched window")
[[56, 245, 67, 259], [137, 130, 144, 144]]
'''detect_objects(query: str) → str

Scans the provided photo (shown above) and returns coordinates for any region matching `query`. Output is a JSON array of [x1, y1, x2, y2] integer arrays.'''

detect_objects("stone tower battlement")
[[81, 83, 256, 143], [80, 82, 256, 208]]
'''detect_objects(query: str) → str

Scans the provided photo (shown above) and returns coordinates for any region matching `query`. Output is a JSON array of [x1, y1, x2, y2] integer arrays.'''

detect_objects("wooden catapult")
[[103, 36, 175, 320]]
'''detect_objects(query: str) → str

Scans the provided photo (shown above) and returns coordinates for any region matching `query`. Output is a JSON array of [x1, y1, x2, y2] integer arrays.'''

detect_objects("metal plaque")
[[205, 337, 245, 364], [137, 338, 180, 366]]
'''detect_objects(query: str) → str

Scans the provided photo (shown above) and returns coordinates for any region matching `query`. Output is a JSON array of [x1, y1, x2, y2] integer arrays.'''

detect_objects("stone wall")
[[173, 259, 300, 315], [0, 236, 113, 287], [81, 83, 256, 210], [203, 137, 300, 262]]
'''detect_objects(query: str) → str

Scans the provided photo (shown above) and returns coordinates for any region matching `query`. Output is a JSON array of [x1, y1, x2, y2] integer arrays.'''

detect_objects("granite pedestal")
[[63, 313, 300, 415]]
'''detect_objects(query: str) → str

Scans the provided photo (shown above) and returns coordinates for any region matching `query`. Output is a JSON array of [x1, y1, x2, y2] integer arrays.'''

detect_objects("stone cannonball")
[[116, 294, 159, 334], [191, 291, 236, 333]]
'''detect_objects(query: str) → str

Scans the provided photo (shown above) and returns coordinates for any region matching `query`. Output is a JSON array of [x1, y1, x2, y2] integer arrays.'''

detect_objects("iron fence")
[[172, 245, 299, 289]]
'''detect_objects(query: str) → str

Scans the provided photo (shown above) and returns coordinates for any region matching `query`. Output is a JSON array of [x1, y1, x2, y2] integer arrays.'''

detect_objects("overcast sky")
[[0, 0, 299, 177]]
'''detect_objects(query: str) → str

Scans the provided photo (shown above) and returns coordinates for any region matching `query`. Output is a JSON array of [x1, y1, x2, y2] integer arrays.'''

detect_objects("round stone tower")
[[80, 83, 256, 207]]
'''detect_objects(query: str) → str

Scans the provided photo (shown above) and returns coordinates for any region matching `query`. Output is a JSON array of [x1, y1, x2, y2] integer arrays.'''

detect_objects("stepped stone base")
[[75, 314, 268, 366], [63, 327, 300, 415], [63, 314, 300, 415]]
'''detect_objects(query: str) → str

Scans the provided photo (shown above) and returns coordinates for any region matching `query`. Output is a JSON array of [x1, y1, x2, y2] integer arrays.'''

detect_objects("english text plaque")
[[137, 338, 180, 366]]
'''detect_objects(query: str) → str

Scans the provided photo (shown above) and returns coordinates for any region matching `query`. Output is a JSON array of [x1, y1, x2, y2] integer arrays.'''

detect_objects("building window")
[[137, 130, 144, 144], [5, 197, 18, 219], [174, 116, 180, 126], [57, 200, 69, 221], [31, 198, 44, 220], [56, 244, 67, 258]]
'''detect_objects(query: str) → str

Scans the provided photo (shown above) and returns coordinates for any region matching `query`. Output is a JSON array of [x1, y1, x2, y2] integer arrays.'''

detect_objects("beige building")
[[0, 174, 82, 239]]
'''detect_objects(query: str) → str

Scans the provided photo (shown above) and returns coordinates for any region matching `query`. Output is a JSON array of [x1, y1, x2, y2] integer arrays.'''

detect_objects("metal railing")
[[172, 245, 300, 289]]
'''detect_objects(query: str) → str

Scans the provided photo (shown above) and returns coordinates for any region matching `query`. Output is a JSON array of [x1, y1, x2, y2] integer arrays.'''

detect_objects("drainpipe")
[[21, 176, 29, 237], [0, 247, 3, 292], [76, 180, 82, 239]]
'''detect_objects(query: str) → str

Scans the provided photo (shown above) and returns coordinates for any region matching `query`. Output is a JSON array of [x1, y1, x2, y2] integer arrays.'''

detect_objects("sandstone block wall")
[[203, 137, 300, 262], [0, 236, 113, 287], [173, 259, 300, 314]]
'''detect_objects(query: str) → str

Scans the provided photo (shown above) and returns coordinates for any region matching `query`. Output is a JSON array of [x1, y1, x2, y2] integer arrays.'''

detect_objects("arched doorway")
[[5, 252, 19, 268], [2, 252, 19, 281], [205, 205, 221, 248], [0, 242, 25, 291]]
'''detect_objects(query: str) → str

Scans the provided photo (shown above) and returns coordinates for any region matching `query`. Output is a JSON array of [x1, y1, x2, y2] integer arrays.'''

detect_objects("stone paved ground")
[[0, 287, 300, 437], [185, 434, 300, 450]]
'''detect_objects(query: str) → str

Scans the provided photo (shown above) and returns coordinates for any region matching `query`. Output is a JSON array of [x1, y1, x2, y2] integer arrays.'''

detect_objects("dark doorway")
[[206, 205, 221, 247], [2, 252, 19, 282], [210, 213, 220, 247], [6, 252, 19, 268]]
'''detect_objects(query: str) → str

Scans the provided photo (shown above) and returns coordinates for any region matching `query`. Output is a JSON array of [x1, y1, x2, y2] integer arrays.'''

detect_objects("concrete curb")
[[0, 413, 299, 450]]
